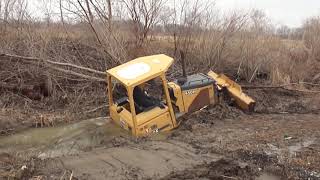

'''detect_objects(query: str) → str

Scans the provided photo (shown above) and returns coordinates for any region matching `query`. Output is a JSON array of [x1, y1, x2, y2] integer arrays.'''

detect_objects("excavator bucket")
[[207, 71, 255, 112]]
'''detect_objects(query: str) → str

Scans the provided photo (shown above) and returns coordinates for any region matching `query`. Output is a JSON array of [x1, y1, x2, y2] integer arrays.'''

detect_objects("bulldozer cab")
[[106, 54, 177, 136]]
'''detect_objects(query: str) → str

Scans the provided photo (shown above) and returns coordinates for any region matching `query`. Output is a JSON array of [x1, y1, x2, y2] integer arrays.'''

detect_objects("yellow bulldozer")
[[106, 54, 255, 136]]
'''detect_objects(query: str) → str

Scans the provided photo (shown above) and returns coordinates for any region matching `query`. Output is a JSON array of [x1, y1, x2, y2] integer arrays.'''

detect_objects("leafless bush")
[[59, 0, 128, 65], [161, 5, 318, 84], [0, 0, 319, 120], [303, 16, 320, 60], [122, 0, 165, 47], [302, 16, 320, 82]]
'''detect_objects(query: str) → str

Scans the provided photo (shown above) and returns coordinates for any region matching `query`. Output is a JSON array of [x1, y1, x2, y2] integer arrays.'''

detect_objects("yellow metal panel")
[[127, 86, 138, 136], [106, 54, 174, 87], [208, 85, 217, 104], [136, 112, 174, 136], [167, 82, 185, 113], [136, 107, 169, 126], [181, 86, 214, 112], [161, 75, 177, 127], [109, 104, 134, 130], [207, 70, 255, 111]]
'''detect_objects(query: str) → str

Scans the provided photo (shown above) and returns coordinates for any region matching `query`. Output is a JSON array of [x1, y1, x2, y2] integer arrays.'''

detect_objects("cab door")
[[132, 75, 177, 136], [134, 106, 174, 136]]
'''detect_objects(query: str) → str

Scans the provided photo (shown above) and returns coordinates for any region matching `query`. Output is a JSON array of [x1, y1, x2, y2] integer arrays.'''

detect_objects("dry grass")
[[0, 3, 320, 128]]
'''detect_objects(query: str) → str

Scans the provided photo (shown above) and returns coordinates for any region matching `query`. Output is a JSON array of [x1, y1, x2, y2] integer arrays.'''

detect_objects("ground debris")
[[247, 88, 320, 114], [161, 158, 258, 180], [234, 149, 277, 168], [179, 102, 243, 131], [0, 153, 37, 180]]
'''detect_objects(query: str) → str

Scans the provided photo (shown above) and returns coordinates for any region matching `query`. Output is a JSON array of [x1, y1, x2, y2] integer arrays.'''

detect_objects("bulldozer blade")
[[207, 71, 255, 112]]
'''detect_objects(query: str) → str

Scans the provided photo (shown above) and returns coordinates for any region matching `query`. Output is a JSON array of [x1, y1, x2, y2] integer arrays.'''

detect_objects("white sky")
[[29, 0, 320, 28], [215, 0, 320, 27]]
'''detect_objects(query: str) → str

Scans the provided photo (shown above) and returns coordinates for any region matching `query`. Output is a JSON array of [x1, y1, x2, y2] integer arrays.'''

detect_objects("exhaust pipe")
[[177, 50, 187, 85]]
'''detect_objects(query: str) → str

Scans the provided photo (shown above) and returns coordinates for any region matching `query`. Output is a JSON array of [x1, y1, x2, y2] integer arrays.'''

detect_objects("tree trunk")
[[85, 0, 94, 22], [107, 0, 112, 30]]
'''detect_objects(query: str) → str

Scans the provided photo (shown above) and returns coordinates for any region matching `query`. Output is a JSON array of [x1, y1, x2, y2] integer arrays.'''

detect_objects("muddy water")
[[0, 117, 223, 179], [257, 173, 281, 180], [0, 117, 128, 158], [288, 138, 316, 156]]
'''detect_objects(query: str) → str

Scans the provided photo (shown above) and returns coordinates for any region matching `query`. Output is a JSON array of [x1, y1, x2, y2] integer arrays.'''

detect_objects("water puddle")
[[266, 138, 316, 158], [257, 173, 280, 180], [0, 117, 129, 158], [288, 138, 316, 156]]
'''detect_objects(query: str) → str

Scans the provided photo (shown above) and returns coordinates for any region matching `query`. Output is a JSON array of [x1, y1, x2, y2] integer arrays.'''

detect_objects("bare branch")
[[0, 53, 106, 76]]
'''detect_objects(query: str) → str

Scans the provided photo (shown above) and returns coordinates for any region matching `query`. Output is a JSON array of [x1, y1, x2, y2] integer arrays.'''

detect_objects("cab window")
[[133, 77, 166, 114], [111, 78, 131, 112]]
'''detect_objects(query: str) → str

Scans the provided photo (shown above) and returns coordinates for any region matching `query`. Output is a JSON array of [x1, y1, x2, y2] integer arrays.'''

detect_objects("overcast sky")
[[215, 0, 320, 27], [29, 0, 320, 28]]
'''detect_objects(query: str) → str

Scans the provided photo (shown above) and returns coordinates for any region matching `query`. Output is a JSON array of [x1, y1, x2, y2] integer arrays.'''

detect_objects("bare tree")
[[84, 0, 94, 22], [38, 0, 54, 26], [87, 0, 113, 30], [0, 0, 29, 33], [0, 0, 13, 33], [0, 0, 1, 11], [162, 0, 215, 64], [277, 25, 291, 39], [107, 0, 112, 29], [60, 0, 126, 65], [122, 0, 165, 46], [165, 0, 248, 70], [303, 16, 320, 60]]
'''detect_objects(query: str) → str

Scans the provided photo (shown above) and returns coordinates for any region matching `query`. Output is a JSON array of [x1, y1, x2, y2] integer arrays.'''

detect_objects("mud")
[[162, 158, 259, 180], [247, 88, 320, 114], [0, 88, 320, 179], [0, 91, 107, 137], [53, 141, 221, 179]]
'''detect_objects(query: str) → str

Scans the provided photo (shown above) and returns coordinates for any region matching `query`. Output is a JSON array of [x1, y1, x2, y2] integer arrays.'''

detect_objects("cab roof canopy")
[[107, 54, 174, 87]]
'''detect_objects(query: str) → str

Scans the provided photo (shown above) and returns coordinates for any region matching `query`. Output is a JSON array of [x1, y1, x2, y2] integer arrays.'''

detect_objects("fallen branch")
[[221, 175, 238, 180], [0, 82, 33, 91], [242, 82, 320, 93], [0, 53, 106, 82], [50, 66, 105, 82], [282, 88, 320, 93], [0, 53, 106, 76], [69, 171, 73, 180], [59, 170, 66, 180], [0, 128, 14, 135], [313, 73, 320, 81], [85, 104, 109, 113], [243, 82, 320, 88]]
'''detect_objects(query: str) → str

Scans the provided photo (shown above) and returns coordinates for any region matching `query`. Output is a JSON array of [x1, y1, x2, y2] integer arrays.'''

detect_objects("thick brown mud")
[[0, 88, 320, 179]]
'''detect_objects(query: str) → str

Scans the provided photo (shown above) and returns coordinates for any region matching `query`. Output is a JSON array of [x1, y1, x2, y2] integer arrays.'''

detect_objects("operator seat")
[[133, 86, 156, 113]]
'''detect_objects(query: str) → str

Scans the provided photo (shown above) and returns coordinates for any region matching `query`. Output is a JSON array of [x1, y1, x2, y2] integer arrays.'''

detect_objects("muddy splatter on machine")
[[106, 54, 255, 136]]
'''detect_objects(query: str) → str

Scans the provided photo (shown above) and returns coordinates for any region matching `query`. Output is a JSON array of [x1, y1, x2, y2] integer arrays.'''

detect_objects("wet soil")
[[0, 88, 320, 179], [0, 91, 107, 137], [162, 158, 259, 180]]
